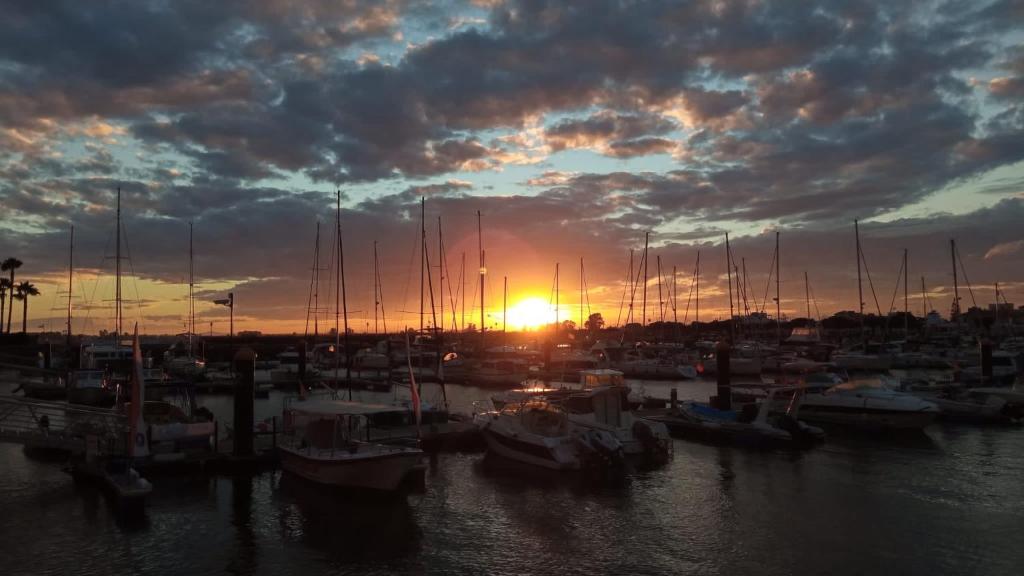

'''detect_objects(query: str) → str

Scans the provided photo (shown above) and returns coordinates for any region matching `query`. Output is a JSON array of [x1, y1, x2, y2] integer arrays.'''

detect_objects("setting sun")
[[505, 297, 558, 330]]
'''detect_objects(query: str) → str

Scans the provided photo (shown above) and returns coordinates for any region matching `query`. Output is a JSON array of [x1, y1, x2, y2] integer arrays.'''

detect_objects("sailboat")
[[70, 188, 130, 407], [164, 222, 206, 379], [278, 191, 424, 491]]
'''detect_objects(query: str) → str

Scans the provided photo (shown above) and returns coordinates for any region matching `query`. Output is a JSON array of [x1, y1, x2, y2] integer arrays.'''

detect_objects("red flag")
[[405, 331, 421, 429], [128, 324, 149, 458]]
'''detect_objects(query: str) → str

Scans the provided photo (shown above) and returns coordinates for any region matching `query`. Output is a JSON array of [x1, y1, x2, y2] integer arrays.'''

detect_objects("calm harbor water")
[[2, 380, 1023, 575]]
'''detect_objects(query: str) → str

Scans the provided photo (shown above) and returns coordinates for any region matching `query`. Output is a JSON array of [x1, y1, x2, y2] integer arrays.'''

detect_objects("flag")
[[128, 323, 149, 458], [405, 331, 421, 431]]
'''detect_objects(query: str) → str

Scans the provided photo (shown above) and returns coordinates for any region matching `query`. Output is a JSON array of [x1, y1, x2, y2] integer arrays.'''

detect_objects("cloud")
[[985, 239, 1024, 260], [2, 0, 1024, 331]]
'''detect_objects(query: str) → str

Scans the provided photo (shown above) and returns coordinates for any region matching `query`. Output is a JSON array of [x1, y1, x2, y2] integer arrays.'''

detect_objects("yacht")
[[915, 387, 1024, 424], [279, 399, 424, 491], [480, 369, 671, 465], [473, 400, 626, 470], [795, 379, 939, 430]]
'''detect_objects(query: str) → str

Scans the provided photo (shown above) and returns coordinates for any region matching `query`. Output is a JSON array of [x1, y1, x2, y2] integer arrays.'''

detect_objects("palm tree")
[[0, 278, 10, 333], [2, 257, 23, 333], [15, 281, 40, 334]]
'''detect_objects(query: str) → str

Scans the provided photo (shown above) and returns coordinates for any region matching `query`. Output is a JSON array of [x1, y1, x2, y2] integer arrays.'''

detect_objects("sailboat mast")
[[189, 218, 194, 354], [775, 231, 781, 344], [337, 190, 351, 396], [950, 239, 960, 318], [855, 220, 864, 333], [314, 222, 320, 337], [742, 257, 750, 317], [921, 276, 927, 317], [461, 252, 466, 332], [580, 257, 584, 329], [438, 216, 444, 335], [373, 240, 379, 334], [66, 224, 73, 350], [695, 250, 700, 327], [657, 255, 664, 323], [478, 211, 485, 337], [503, 276, 508, 334], [642, 232, 649, 326], [805, 271, 811, 319], [627, 249, 634, 325], [420, 197, 425, 334], [555, 262, 560, 329], [672, 265, 678, 323], [725, 233, 734, 337], [115, 186, 122, 340], [903, 249, 909, 335]]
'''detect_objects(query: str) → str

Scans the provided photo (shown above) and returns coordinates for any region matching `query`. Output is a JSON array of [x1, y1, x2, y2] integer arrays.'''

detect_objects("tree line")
[[0, 258, 40, 334]]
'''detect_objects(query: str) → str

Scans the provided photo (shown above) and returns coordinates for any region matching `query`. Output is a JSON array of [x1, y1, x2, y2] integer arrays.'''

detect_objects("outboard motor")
[[633, 419, 671, 463], [576, 430, 625, 470]]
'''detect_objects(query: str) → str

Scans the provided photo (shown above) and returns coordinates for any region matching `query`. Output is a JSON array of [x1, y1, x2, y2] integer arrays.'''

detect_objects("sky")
[[1, 0, 1023, 335]]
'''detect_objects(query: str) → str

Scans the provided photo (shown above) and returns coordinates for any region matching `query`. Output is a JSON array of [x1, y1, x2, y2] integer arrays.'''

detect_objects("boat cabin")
[[579, 369, 625, 388], [283, 400, 415, 449]]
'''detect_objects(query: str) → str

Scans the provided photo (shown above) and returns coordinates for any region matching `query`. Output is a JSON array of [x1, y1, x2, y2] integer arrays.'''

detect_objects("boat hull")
[[479, 428, 580, 470], [67, 387, 115, 407], [797, 405, 937, 430], [278, 447, 421, 491]]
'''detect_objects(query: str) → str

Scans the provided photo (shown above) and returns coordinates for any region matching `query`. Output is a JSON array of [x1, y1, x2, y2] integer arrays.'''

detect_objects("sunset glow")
[[505, 297, 558, 331]]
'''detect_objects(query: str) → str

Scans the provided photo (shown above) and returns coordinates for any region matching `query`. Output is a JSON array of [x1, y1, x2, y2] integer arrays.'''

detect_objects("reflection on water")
[[1, 379, 1024, 575], [276, 473, 420, 565]]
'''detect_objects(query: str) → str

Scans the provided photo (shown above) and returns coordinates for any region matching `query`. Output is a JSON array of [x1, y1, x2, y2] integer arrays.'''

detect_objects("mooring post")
[[980, 339, 993, 383], [670, 388, 678, 412], [233, 347, 256, 457], [716, 341, 731, 411]]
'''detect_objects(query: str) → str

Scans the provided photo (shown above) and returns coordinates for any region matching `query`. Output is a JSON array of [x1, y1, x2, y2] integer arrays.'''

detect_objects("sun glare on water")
[[506, 297, 558, 330]]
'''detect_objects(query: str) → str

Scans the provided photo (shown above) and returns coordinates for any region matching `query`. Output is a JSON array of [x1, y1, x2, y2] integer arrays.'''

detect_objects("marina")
[[4, 0, 1024, 573]]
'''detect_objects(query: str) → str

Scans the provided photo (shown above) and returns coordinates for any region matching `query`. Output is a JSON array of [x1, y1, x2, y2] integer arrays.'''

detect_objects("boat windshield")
[[286, 411, 369, 449]]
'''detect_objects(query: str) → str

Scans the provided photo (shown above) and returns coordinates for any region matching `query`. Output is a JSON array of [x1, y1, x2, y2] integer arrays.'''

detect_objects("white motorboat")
[[915, 387, 1024, 424], [479, 366, 671, 467], [279, 399, 423, 491], [474, 400, 625, 470], [561, 372, 671, 460], [796, 380, 939, 430]]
